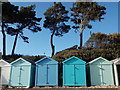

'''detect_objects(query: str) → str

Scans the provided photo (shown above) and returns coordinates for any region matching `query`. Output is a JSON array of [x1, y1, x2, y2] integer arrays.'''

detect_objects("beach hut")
[[0, 59, 10, 85], [87, 57, 114, 86], [35, 57, 58, 86], [112, 58, 120, 86], [62, 56, 86, 86], [9, 58, 35, 87]]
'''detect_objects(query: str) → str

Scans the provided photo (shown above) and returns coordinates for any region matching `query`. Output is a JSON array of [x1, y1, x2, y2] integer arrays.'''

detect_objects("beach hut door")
[[117, 65, 120, 85], [64, 64, 80, 85], [10, 66, 21, 86], [47, 64, 57, 84], [64, 65, 74, 85], [11, 66, 29, 86], [20, 66, 29, 86], [74, 64, 84, 85]]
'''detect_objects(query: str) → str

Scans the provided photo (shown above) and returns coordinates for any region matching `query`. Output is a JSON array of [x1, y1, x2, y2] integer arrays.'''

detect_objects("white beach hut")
[[0, 59, 10, 85], [112, 58, 120, 86]]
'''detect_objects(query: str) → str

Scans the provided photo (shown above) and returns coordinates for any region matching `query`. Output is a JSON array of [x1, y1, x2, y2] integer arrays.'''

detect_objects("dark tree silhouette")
[[6, 5, 42, 55], [2, 2, 18, 58], [71, 2, 106, 47], [44, 2, 70, 56]]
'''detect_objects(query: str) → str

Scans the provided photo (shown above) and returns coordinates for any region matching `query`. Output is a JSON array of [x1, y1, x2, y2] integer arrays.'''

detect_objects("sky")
[[0, 2, 119, 56], [2, 0, 120, 2]]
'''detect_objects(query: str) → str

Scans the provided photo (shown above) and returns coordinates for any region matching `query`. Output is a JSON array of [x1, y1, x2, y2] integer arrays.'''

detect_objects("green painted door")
[[101, 64, 114, 85], [64, 64, 74, 85], [90, 65, 102, 85], [75, 65, 86, 85]]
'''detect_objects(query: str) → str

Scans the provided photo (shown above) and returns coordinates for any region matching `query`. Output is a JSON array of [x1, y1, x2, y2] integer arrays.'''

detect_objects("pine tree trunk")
[[11, 32, 19, 55], [79, 23, 84, 48], [1, 22, 6, 58], [80, 31, 83, 47], [50, 30, 55, 57]]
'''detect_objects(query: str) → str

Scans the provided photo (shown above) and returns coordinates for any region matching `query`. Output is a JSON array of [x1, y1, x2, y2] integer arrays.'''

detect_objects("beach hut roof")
[[62, 56, 86, 64], [35, 57, 58, 64], [88, 57, 111, 64], [10, 57, 35, 65], [0, 59, 10, 66], [112, 58, 120, 64]]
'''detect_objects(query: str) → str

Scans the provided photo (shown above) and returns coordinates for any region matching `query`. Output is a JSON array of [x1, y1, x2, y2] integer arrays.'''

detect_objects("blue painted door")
[[36, 65, 47, 85], [20, 66, 30, 86], [36, 64, 58, 85], [47, 64, 58, 85], [10, 66, 20, 86]]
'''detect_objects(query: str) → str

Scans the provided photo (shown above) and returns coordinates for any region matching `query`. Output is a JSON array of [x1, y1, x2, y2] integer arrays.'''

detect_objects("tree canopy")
[[71, 2, 106, 47], [44, 2, 70, 56], [6, 5, 42, 42], [4, 4, 42, 55], [52, 33, 120, 62], [2, 2, 19, 58]]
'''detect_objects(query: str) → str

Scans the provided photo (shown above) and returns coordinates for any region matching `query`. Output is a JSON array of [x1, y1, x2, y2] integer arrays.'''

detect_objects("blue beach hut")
[[35, 57, 58, 86], [62, 56, 86, 86], [9, 58, 35, 87]]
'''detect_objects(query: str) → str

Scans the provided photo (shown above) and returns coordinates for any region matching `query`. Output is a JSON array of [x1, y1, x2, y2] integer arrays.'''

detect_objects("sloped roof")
[[35, 57, 58, 64], [10, 57, 35, 65], [112, 58, 120, 64], [62, 56, 86, 64], [0, 59, 10, 66], [88, 57, 111, 64]]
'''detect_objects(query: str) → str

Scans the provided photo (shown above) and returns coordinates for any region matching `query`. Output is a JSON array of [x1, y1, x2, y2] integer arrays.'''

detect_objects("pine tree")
[[44, 2, 70, 56], [71, 2, 106, 47]]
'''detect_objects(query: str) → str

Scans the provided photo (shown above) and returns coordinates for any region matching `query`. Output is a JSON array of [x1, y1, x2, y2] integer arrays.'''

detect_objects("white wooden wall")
[[0, 59, 10, 85]]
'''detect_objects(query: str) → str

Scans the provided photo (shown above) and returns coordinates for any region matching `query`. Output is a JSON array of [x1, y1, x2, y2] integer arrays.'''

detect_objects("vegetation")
[[71, 2, 106, 47], [4, 33, 119, 63], [2, 33, 120, 62], [52, 33, 120, 62], [2, 2, 18, 57], [1, 2, 119, 62], [44, 2, 70, 56], [6, 5, 42, 55], [4, 54, 46, 62], [2, 2, 42, 57]]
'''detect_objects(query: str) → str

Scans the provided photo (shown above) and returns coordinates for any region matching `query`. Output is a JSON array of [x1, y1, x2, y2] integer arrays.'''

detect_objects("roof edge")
[[62, 56, 86, 63], [10, 57, 32, 65], [35, 57, 58, 64], [88, 57, 110, 64]]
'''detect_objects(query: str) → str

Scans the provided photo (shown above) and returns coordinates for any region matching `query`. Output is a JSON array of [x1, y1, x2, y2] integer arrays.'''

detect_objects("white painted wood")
[[112, 58, 120, 86], [0, 59, 10, 85]]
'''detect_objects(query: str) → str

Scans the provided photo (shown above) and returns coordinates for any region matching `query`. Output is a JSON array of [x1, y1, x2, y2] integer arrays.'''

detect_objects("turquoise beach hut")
[[87, 57, 114, 86], [62, 56, 86, 86], [9, 58, 35, 87], [35, 57, 58, 86]]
